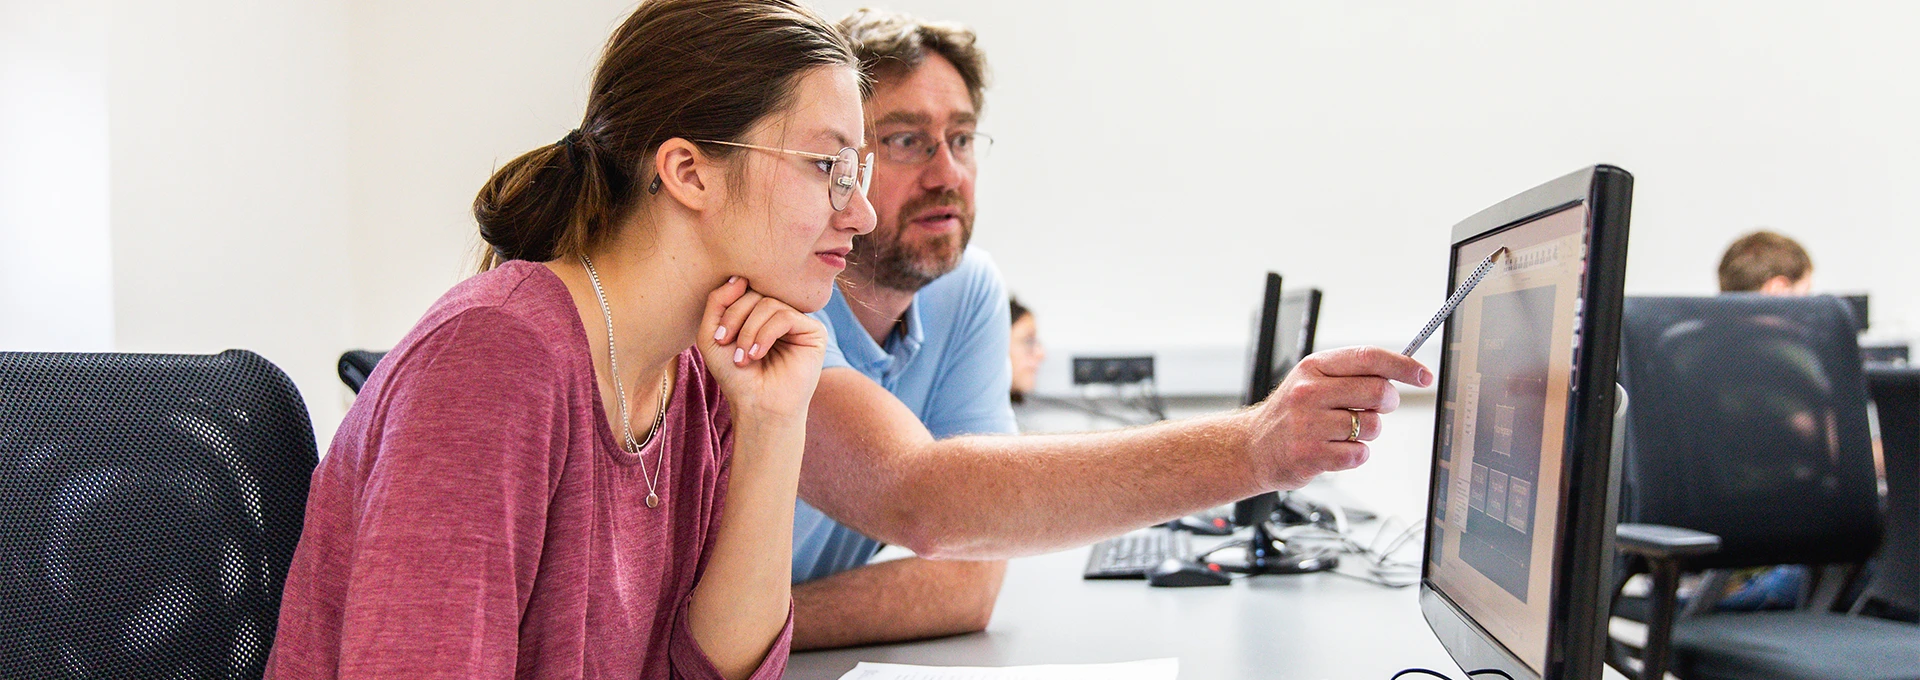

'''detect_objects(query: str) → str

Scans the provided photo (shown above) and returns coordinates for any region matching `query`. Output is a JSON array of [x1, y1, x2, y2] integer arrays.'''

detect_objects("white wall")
[[344, 1, 1920, 399], [346, 0, 632, 349], [19, 1, 1918, 452], [812, 0, 1920, 394], [1, 0, 114, 352], [106, 0, 355, 447]]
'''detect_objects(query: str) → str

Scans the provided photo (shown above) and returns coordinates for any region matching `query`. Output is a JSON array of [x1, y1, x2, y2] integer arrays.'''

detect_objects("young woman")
[[1007, 296, 1045, 404], [267, 1, 875, 678]]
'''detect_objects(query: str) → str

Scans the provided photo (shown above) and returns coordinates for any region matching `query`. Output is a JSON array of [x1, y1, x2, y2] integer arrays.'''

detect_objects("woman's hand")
[[700, 276, 828, 422]]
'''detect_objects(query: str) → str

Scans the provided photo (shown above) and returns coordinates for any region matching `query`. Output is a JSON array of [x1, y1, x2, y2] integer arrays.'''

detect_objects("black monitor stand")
[[1219, 492, 1339, 575]]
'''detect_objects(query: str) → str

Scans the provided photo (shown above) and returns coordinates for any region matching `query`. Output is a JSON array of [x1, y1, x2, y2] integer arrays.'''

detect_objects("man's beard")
[[849, 188, 974, 293]]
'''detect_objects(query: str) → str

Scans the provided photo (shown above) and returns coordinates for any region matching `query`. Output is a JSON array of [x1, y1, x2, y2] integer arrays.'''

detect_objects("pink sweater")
[[268, 261, 790, 679]]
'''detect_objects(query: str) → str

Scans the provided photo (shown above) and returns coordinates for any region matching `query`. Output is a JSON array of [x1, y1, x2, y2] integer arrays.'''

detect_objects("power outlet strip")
[[1071, 356, 1155, 385]]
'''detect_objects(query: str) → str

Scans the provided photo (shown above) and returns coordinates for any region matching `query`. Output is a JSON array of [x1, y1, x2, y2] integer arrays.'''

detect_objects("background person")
[[1718, 229, 1813, 295], [1009, 296, 1045, 404], [1713, 228, 1816, 611]]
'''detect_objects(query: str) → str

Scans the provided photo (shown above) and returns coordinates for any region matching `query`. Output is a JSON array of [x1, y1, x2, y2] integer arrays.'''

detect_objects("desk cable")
[[1190, 513, 1426, 588], [1275, 518, 1424, 588], [1391, 669, 1516, 680]]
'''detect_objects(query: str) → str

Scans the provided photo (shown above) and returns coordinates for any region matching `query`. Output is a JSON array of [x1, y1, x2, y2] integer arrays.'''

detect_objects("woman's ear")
[[652, 138, 719, 212]]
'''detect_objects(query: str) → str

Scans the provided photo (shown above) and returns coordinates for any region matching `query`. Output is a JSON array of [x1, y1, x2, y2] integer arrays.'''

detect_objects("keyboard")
[[1082, 527, 1194, 579]]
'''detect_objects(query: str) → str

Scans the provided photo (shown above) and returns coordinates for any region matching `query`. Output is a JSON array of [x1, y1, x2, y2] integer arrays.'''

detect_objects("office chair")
[[337, 349, 387, 393], [1606, 295, 1920, 680], [1862, 365, 1920, 621], [0, 350, 318, 679]]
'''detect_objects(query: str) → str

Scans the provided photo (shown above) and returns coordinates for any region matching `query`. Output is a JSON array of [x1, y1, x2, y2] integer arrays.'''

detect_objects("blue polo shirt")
[[790, 246, 1018, 583]]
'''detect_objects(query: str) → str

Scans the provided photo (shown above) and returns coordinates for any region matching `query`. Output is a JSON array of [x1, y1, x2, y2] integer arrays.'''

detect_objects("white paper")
[[837, 657, 1178, 680]]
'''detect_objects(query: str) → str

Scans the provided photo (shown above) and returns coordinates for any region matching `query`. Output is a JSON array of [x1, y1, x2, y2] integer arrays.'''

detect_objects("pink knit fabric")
[[267, 261, 790, 679]]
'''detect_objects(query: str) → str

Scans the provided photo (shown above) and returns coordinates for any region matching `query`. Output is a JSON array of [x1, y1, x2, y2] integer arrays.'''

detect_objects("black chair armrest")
[[337, 350, 388, 394], [1617, 523, 1722, 560], [1608, 524, 1722, 680]]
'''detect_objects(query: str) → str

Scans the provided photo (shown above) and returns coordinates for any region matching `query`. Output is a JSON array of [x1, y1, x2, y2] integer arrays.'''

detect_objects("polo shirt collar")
[[826, 284, 924, 379]]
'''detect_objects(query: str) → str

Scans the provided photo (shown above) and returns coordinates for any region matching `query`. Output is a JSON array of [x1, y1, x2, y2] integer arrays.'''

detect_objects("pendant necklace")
[[582, 254, 671, 508]]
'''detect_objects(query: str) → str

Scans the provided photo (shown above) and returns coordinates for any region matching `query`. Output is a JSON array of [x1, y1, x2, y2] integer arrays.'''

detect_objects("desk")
[[788, 543, 1623, 680]]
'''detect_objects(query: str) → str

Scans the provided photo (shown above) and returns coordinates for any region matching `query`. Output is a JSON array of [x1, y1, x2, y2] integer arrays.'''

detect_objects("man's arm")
[[799, 346, 1432, 560], [791, 557, 1006, 650]]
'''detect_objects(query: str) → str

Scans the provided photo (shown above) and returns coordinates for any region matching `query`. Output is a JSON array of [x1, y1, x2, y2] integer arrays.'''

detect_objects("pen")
[[1402, 247, 1507, 357]]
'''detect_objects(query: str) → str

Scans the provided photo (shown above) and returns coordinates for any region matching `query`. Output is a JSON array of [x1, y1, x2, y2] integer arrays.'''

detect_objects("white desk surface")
[[787, 541, 1625, 680], [789, 397, 1628, 679]]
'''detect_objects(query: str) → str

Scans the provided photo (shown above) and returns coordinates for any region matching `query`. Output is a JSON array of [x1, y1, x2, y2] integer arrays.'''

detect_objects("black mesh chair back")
[[336, 350, 387, 394], [0, 350, 317, 679], [1863, 366, 1920, 619], [1618, 295, 1882, 570]]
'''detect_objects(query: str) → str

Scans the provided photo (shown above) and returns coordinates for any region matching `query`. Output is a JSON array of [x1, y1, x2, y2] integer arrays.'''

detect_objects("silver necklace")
[[581, 254, 671, 509]]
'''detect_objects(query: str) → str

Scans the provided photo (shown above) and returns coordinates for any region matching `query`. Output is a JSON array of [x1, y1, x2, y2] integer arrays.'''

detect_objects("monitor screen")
[[1269, 290, 1321, 385], [1426, 204, 1590, 673]]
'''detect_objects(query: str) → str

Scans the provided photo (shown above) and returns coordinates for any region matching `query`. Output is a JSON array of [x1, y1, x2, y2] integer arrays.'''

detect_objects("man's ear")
[[653, 138, 719, 212], [1759, 275, 1798, 296]]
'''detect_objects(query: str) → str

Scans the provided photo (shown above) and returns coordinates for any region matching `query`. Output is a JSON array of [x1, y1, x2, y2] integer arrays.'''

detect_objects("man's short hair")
[[837, 8, 989, 111], [1718, 230, 1812, 292]]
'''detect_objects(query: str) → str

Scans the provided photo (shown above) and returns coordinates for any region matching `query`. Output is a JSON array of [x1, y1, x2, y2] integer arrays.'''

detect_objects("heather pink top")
[[267, 261, 791, 679]]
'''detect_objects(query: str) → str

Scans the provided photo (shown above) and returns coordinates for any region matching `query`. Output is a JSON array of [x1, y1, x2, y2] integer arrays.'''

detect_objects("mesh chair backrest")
[[1863, 367, 1920, 615], [1618, 295, 1881, 569], [0, 350, 317, 679]]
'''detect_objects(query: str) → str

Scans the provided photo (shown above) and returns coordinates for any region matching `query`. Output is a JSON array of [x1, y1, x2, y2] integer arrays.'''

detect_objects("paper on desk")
[[837, 658, 1177, 680]]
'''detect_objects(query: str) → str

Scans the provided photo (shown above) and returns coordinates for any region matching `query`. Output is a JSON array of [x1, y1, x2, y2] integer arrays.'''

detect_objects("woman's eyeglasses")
[[697, 140, 873, 211]]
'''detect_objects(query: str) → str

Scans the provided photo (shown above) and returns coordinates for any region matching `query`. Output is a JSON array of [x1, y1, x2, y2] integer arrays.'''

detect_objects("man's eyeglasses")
[[697, 140, 873, 211], [875, 131, 994, 167]]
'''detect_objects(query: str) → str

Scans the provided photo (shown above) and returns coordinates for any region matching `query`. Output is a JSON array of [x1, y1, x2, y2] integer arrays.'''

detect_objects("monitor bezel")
[[1418, 165, 1632, 680], [1244, 272, 1285, 407]]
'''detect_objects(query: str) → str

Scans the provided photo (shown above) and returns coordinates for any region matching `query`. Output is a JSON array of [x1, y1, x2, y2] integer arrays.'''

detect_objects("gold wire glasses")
[[697, 140, 873, 211]]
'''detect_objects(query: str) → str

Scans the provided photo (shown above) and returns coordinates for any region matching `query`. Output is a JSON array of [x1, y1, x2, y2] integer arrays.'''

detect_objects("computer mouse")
[[1146, 558, 1233, 587]]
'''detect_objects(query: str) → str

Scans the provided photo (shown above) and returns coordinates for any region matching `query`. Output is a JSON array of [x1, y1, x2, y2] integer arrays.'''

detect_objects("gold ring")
[[1347, 410, 1361, 442]]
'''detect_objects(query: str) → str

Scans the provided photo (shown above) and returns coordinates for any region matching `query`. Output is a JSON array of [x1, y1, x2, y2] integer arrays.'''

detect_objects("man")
[[789, 9, 1431, 650], [1717, 230, 1813, 295], [1711, 229, 1815, 612]]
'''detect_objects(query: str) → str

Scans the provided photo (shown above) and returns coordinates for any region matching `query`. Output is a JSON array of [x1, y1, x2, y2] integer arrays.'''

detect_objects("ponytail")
[[472, 129, 628, 272]]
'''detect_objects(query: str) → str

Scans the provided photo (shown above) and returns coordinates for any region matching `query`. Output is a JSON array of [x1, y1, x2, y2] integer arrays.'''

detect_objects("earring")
[[648, 176, 662, 194]]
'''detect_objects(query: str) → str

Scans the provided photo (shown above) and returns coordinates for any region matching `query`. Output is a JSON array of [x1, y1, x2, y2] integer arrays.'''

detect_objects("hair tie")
[[560, 129, 585, 151]]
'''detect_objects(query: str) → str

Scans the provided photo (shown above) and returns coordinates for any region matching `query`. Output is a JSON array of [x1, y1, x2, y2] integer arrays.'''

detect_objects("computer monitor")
[[1244, 272, 1286, 406], [1420, 165, 1633, 680], [1230, 278, 1329, 570], [1243, 278, 1324, 407], [1841, 293, 1869, 332], [1271, 289, 1323, 393]]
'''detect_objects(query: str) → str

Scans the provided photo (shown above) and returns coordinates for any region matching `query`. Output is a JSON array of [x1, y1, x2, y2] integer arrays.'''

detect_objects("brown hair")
[[1718, 230, 1813, 292], [473, 0, 857, 271], [836, 8, 989, 111]]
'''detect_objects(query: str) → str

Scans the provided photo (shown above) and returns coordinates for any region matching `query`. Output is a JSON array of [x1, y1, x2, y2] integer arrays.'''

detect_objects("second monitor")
[[1230, 275, 1328, 572], [1244, 274, 1323, 406]]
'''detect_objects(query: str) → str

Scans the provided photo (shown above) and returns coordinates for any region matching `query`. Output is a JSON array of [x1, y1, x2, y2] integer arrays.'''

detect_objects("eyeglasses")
[[875, 131, 994, 166], [697, 140, 873, 211]]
